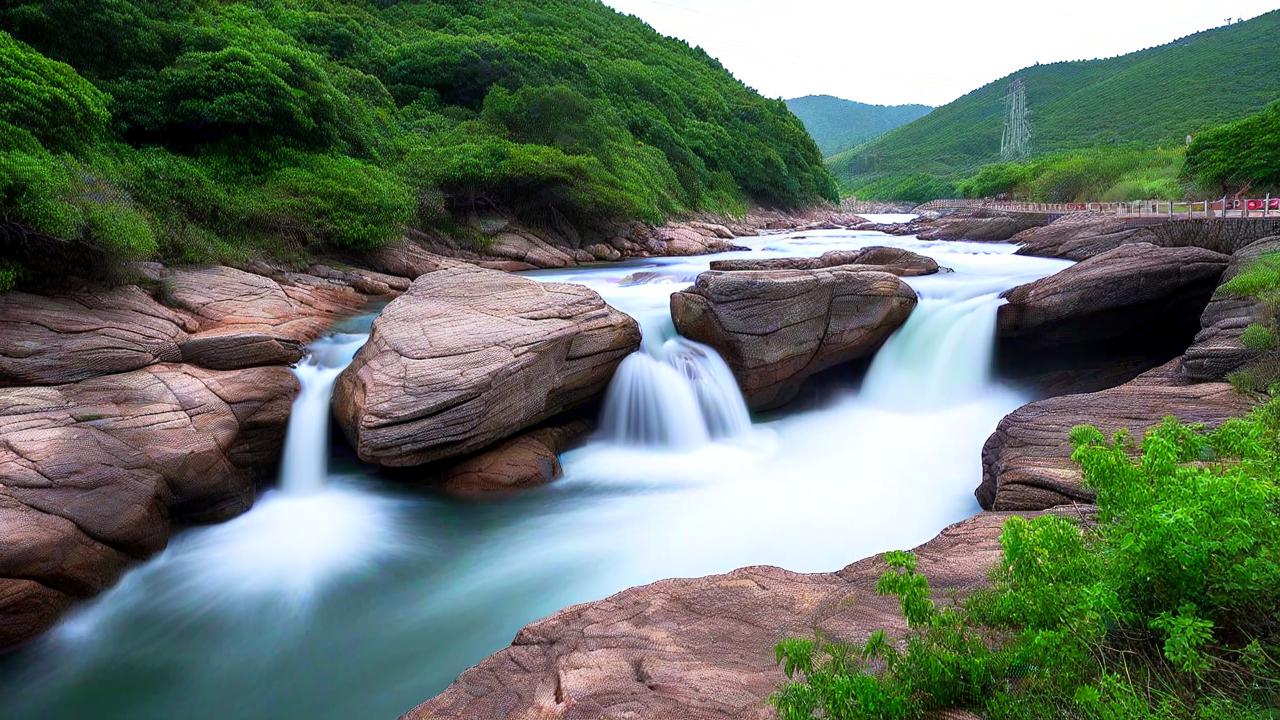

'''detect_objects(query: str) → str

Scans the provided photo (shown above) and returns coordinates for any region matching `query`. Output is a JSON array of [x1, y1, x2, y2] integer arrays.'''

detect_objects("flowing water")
[[0, 218, 1070, 720]]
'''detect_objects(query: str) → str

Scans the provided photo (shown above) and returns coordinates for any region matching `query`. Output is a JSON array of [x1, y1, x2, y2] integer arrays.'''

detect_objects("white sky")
[[602, 1, 1279, 106]]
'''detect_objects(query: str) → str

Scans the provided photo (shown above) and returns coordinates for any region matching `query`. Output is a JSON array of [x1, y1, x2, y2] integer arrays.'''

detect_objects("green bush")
[[1184, 100, 1280, 193], [0, 31, 107, 152], [1242, 322, 1277, 351], [773, 402, 1280, 719], [1222, 253, 1280, 304]]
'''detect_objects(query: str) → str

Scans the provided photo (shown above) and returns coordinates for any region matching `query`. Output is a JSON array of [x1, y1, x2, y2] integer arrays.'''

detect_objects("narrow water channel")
[[0, 220, 1070, 720]]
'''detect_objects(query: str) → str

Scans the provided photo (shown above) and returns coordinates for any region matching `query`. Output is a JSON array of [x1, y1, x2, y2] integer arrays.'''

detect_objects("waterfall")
[[860, 292, 1004, 409], [278, 333, 368, 494], [599, 337, 751, 448]]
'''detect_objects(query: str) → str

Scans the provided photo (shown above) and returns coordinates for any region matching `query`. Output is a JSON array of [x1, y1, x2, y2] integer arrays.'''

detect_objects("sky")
[[602, 1, 1279, 107]]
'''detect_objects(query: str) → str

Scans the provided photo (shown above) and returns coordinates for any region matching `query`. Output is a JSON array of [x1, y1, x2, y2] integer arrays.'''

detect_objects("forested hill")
[[785, 95, 931, 156], [0, 0, 835, 284], [830, 9, 1280, 191]]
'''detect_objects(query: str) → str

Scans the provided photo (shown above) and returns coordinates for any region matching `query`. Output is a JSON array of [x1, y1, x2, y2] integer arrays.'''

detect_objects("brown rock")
[[334, 266, 640, 467], [404, 509, 1070, 720], [1183, 237, 1280, 381], [164, 265, 373, 370], [710, 247, 939, 276], [0, 287, 193, 386], [977, 360, 1253, 510], [1012, 213, 1165, 260], [998, 243, 1228, 350], [439, 420, 593, 497], [917, 209, 1054, 242], [671, 267, 917, 409], [0, 363, 296, 650]]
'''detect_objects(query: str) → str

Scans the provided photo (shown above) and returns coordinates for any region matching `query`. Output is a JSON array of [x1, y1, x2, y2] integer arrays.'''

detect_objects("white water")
[[0, 218, 1074, 720], [278, 333, 369, 494]]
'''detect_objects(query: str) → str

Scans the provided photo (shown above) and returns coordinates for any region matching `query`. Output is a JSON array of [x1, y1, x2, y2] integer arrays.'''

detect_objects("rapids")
[[0, 218, 1070, 720]]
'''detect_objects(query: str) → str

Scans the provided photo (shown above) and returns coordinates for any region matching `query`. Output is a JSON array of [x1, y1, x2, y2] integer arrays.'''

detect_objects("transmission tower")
[[1000, 78, 1030, 162]]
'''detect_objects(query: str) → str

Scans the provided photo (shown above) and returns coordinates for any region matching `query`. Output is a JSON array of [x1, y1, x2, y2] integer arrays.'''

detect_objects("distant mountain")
[[830, 9, 1280, 192], [785, 95, 932, 156]]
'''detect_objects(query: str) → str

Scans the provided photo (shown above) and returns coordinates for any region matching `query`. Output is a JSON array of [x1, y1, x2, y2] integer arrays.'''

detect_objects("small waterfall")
[[599, 337, 752, 448], [861, 292, 1004, 409], [663, 338, 752, 439], [278, 333, 368, 494]]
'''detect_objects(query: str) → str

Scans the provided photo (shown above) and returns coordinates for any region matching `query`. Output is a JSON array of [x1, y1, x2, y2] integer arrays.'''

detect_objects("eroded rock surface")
[[671, 267, 916, 409], [0, 363, 296, 649], [0, 287, 194, 386], [917, 209, 1055, 242], [404, 510, 1066, 720], [710, 247, 939, 276], [1183, 237, 1280, 381], [1011, 213, 1166, 260], [439, 420, 593, 497], [334, 266, 640, 466], [998, 243, 1228, 350], [977, 360, 1253, 510]]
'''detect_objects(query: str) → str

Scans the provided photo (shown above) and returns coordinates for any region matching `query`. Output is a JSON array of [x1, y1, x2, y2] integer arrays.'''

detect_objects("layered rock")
[[1183, 237, 1280, 381], [917, 209, 1055, 242], [709, 247, 939, 276], [1011, 213, 1166, 260], [0, 363, 297, 649], [439, 420, 593, 497], [977, 360, 1253, 510], [334, 265, 640, 466], [0, 287, 194, 386], [405, 509, 1067, 720], [998, 243, 1228, 351], [671, 267, 917, 409], [164, 265, 377, 370]]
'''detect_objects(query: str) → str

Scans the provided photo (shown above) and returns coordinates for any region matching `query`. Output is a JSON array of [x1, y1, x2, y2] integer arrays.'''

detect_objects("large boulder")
[[0, 363, 296, 650], [1183, 237, 1280, 381], [404, 510, 1065, 720], [1012, 213, 1166, 260], [977, 360, 1253, 511], [710, 247, 939, 276], [671, 268, 916, 409], [998, 243, 1228, 351], [916, 209, 1054, 242], [334, 266, 640, 467]]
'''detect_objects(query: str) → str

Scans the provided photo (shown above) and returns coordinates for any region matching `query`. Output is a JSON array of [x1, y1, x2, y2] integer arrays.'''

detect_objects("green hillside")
[[831, 10, 1280, 196], [0, 0, 835, 288], [785, 95, 931, 156]]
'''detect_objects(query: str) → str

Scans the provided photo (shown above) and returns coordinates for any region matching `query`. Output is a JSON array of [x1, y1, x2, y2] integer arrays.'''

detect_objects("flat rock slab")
[[671, 267, 916, 410], [0, 287, 194, 386], [1183, 236, 1280, 381], [710, 247, 939, 276], [334, 266, 640, 466], [0, 363, 296, 650], [998, 242, 1228, 349], [1011, 213, 1166, 260], [404, 510, 1059, 720], [977, 360, 1253, 510]]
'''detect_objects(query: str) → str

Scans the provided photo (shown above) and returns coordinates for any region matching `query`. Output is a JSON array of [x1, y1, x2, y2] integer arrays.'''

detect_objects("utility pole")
[[1000, 78, 1030, 162]]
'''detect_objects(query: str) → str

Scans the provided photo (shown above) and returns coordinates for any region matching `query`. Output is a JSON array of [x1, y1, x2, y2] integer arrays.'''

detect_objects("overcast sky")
[[602, 1, 1279, 106]]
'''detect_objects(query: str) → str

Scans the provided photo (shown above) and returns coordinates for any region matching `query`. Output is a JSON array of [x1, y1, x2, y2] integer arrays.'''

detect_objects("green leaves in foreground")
[[773, 400, 1280, 719]]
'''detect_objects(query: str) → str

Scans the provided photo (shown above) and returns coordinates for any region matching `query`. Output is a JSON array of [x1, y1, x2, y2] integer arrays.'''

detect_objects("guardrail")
[[913, 196, 1280, 218]]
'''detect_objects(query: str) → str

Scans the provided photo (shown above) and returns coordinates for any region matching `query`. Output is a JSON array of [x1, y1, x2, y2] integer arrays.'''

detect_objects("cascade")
[[277, 332, 369, 493]]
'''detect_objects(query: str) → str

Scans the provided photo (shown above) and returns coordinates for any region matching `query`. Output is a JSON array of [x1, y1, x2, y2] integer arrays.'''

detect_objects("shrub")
[[1184, 101, 1280, 193], [0, 31, 108, 152], [1221, 253, 1280, 304], [773, 401, 1280, 719], [1241, 322, 1277, 351]]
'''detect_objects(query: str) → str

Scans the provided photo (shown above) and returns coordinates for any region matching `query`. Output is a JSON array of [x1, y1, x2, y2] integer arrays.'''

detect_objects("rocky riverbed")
[[1, 206, 1276, 720]]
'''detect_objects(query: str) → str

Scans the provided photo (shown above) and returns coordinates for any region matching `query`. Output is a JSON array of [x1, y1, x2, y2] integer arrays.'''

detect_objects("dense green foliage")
[[0, 0, 835, 283], [954, 146, 1188, 202], [1221, 253, 1280, 393], [831, 10, 1280, 199], [1184, 101, 1280, 193], [774, 402, 1280, 719], [785, 95, 931, 157]]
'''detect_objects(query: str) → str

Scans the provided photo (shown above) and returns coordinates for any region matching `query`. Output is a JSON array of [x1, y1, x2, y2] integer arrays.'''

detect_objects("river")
[[0, 219, 1070, 719]]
